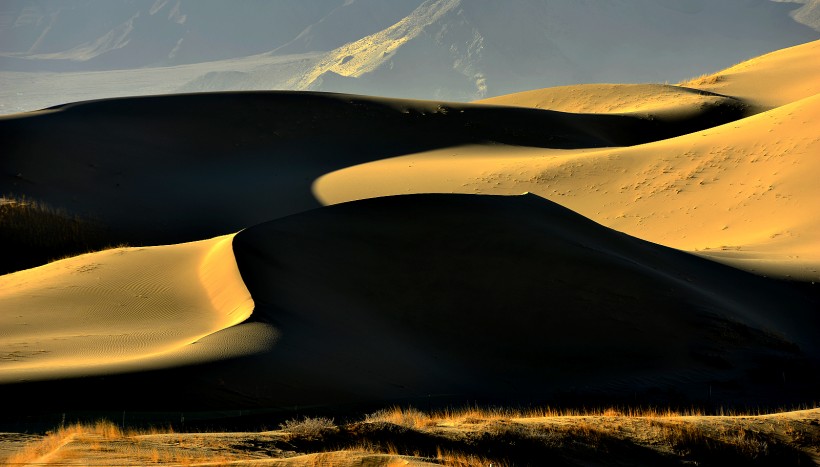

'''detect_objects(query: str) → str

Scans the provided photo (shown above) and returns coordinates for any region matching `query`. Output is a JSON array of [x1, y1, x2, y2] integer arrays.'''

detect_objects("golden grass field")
[[3, 406, 819, 466]]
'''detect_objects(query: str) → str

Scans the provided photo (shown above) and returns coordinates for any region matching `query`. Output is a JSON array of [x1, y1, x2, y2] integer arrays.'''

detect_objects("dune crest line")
[[0, 234, 257, 383]]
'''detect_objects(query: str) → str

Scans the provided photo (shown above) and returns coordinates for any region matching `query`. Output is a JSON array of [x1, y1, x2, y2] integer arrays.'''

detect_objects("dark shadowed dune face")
[[0, 91, 749, 274], [2, 194, 817, 417], [225, 194, 820, 410]]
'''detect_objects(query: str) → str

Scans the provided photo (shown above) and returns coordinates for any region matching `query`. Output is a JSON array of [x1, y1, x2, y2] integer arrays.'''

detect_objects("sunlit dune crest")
[[477, 83, 749, 116], [0, 234, 268, 382], [315, 40, 820, 281], [683, 38, 820, 108]]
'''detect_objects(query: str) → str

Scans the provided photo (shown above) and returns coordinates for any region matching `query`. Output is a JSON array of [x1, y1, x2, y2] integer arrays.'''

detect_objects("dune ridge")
[[477, 83, 753, 117], [0, 87, 751, 275], [221, 194, 820, 409], [0, 234, 262, 383], [2, 194, 817, 414], [683, 38, 820, 108], [315, 42, 820, 281]]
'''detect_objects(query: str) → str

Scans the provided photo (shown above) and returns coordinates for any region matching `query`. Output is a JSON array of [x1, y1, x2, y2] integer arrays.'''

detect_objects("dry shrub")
[[602, 407, 623, 417], [0, 195, 118, 274], [679, 73, 724, 87], [6, 420, 123, 464], [366, 407, 436, 429], [280, 416, 337, 439], [783, 421, 820, 447], [436, 447, 510, 467]]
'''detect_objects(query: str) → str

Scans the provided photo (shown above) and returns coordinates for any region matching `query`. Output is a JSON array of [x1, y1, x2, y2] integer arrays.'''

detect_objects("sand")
[[477, 83, 752, 116], [0, 234, 271, 383], [683, 39, 820, 108], [3, 194, 816, 414], [315, 40, 820, 281], [0, 39, 819, 420], [0, 86, 746, 276]]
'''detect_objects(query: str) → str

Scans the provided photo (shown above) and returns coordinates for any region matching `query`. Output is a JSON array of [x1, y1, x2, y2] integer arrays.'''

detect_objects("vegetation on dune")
[[0, 195, 125, 275], [678, 73, 725, 87], [7, 407, 819, 466]]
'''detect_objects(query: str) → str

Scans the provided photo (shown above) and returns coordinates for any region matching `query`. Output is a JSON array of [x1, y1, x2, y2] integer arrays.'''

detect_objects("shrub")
[[279, 416, 336, 439]]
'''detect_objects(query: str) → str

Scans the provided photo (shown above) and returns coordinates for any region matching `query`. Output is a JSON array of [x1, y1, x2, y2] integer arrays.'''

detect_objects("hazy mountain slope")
[[0, 0, 344, 70], [273, 0, 425, 55], [773, 0, 820, 30], [2, 0, 818, 106], [301, 0, 819, 100]]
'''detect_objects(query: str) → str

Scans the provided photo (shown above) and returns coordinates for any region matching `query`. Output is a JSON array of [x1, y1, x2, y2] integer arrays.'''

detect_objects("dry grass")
[[435, 447, 510, 467], [0, 195, 121, 274], [6, 420, 121, 464], [6, 420, 237, 466], [7, 408, 819, 466], [279, 416, 337, 439], [364, 405, 702, 428], [679, 73, 724, 87]]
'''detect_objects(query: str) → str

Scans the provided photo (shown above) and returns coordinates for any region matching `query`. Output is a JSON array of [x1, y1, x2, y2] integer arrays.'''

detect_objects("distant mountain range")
[[1, 0, 819, 104]]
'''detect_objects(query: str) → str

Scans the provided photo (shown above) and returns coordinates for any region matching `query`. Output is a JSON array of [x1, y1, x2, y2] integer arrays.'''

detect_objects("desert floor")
[[3, 407, 819, 466]]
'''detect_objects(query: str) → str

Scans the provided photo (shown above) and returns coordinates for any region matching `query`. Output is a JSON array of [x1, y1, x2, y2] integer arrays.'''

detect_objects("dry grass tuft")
[[365, 405, 699, 429], [436, 447, 511, 467], [5, 420, 122, 464], [366, 406, 437, 429], [679, 73, 724, 87], [7, 419, 239, 466], [0, 194, 122, 274], [280, 416, 337, 439]]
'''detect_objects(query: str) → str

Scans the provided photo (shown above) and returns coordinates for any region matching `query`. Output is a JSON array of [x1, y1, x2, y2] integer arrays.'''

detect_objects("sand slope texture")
[[0, 234, 271, 383], [3, 195, 817, 414], [315, 40, 820, 280]]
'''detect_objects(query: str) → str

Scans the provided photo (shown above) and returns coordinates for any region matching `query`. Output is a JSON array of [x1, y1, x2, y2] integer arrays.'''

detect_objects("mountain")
[[300, 0, 820, 100], [0, 0, 423, 70], [0, 0, 818, 111], [772, 0, 820, 30]]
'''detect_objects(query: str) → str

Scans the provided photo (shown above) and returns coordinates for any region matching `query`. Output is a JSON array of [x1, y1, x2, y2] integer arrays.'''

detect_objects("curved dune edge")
[[228, 193, 819, 409], [313, 92, 820, 281], [475, 83, 746, 116], [683, 39, 820, 108], [0, 234, 269, 383]]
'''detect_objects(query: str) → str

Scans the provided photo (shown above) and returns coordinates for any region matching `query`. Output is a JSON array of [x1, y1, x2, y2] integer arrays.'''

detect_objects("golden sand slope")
[[315, 45, 820, 280], [682, 39, 820, 108], [480, 40, 820, 113], [477, 83, 744, 116], [0, 234, 270, 383]]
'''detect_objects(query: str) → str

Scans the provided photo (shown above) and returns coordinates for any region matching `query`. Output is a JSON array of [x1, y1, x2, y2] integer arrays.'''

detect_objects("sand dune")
[[476, 40, 820, 114], [477, 83, 753, 116], [0, 234, 269, 383], [0, 89, 749, 274], [2, 40, 820, 422], [2, 195, 818, 413], [315, 44, 820, 280], [684, 39, 820, 108], [225, 194, 819, 409]]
